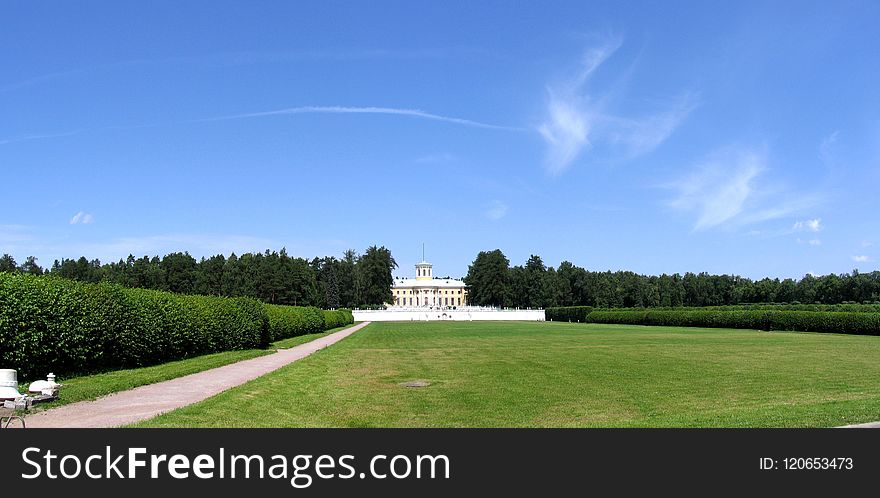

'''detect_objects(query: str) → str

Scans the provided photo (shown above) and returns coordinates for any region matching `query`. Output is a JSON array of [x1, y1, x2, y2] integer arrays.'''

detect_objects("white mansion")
[[391, 260, 468, 308]]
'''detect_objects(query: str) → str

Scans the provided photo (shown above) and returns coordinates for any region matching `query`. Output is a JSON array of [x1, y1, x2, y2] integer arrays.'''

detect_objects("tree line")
[[464, 249, 880, 309], [0, 246, 397, 308], [6, 247, 879, 309]]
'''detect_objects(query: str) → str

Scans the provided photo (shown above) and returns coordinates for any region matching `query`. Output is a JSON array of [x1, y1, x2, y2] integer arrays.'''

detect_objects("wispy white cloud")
[[571, 38, 624, 89], [537, 37, 619, 175], [862, 241, 874, 248], [797, 238, 822, 246], [666, 146, 821, 231], [0, 68, 86, 93], [0, 130, 81, 146], [484, 200, 509, 221], [196, 106, 524, 132], [667, 147, 764, 230], [538, 36, 696, 175], [69, 212, 94, 225], [736, 197, 822, 226], [538, 94, 592, 175], [852, 255, 872, 263], [603, 96, 698, 159], [793, 218, 822, 232]]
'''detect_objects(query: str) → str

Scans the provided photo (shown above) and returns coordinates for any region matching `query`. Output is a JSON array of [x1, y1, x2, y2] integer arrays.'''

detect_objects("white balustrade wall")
[[352, 308, 545, 322]]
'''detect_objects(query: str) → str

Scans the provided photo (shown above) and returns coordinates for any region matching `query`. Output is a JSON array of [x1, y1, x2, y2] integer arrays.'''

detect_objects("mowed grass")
[[270, 325, 356, 350], [26, 324, 356, 412], [138, 321, 880, 428], [31, 349, 271, 410]]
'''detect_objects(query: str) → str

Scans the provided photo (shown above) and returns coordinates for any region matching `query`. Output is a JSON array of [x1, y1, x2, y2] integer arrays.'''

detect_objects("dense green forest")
[[4, 246, 879, 309], [0, 246, 396, 308], [464, 250, 880, 308]]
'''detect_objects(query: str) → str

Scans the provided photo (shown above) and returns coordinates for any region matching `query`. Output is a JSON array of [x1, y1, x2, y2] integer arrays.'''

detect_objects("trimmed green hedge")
[[265, 305, 354, 342], [546, 306, 594, 322], [0, 272, 269, 379], [712, 304, 880, 312], [583, 309, 880, 336], [591, 304, 880, 313], [266, 305, 324, 341], [323, 309, 354, 330]]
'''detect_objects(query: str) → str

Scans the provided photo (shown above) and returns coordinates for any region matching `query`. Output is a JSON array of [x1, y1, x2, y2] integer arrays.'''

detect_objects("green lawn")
[[32, 349, 271, 410], [27, 324, 356, 412], [270, 325, 356, 349], [137, 321, 880, 428]]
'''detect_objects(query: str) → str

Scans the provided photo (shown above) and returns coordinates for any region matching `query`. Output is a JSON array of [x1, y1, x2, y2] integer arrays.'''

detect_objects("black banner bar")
[[0, 429, 875, 494]]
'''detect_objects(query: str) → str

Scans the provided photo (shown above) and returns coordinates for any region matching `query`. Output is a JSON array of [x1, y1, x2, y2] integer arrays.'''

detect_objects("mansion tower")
[[391, 260, 467, 308]]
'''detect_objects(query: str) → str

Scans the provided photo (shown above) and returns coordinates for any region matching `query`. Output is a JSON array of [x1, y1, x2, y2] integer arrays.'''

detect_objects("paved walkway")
[[837, 421, 880, 428], [24, 322, 371, 428]]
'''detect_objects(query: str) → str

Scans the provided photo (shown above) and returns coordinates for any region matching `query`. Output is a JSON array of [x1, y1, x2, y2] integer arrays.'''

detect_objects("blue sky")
[[2, 1, 878, 280]]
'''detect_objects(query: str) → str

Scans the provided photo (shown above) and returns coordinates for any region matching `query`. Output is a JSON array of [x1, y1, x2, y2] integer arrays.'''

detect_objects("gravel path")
[[23, 322, 371, 428], [837, 421, 880, 428]]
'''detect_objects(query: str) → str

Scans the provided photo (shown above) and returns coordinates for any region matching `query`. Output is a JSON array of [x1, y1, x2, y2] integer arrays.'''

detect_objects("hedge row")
[[0, 272, 270, 379], [265, 304, 324, 342], [546, 306, 594, 322], [590, 304, 880, 313], [0, 273, 355, 380], [709, 304, 880, 312], [583, 309, 880, 335], [323, 309, 354, 330], [265, 305, 354, 342]]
